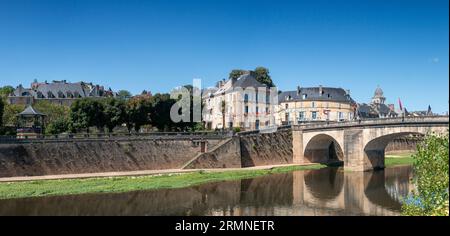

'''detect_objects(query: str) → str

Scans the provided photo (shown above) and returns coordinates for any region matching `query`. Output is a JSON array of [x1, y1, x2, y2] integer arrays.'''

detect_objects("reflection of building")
[[8, 80, 116, 106], [276, 86, 356, 125], [357, 86, 397, 118], [202, 72, 275, 130]]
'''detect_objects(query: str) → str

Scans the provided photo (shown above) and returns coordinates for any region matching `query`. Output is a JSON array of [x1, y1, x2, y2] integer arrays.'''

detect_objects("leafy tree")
[[253, 66, 275, 87], [402, 133, 449, 216], [229, 69, 247, 80], [125, 95, 152, 132], [149, 93, 176, 131], [33, 100, 70, 126], [2, 104, 25, 127], [0, 86, 14, 99], [69, 98, 105, 133], [46, 117, 70, 135], [102, 98, 126, 133], [116, 90, 132, 100]]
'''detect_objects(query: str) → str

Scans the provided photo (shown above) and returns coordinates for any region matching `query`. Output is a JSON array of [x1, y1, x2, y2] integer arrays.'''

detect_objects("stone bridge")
[[291, 116, 449, 171]]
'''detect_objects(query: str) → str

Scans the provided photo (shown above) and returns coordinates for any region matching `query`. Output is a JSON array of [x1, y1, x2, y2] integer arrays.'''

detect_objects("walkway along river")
[[0, 165, 413, 216]]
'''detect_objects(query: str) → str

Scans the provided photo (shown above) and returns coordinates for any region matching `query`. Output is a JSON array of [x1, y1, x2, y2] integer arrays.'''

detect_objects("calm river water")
[[0, 165, 413, 216]]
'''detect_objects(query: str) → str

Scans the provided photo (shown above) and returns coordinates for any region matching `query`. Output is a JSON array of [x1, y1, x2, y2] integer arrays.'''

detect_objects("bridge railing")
[[292, 116, 449, 130], [0, 131, 232, 144]]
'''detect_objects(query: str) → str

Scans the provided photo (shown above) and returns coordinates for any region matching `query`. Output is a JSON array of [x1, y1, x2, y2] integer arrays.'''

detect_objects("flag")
[[398, 98, 403, 111]]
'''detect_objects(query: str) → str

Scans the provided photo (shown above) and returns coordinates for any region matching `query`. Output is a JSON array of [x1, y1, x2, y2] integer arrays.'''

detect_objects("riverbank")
[[0, 153, 415, 200], [0, 164, 325, 200], [385, 153, 414, 167]]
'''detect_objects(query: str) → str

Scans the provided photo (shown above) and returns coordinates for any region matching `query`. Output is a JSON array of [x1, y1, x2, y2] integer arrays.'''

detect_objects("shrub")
[[402, 132, 449, 216]]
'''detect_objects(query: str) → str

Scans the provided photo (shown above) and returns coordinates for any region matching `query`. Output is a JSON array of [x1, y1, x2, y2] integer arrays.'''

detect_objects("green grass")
[[385, 153, 414, 167], [0, 164, 326, 200]]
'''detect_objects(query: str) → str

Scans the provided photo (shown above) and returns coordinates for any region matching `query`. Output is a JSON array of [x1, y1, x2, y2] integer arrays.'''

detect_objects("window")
[[244, 94, 249, 102], [298, 111, 305, 121], [302, 94, 307, 99], [245, 106, 249, 114], [312, 102, 315, 108], [265, 107, 269, 114], [255, 92, 258, 102], [312, 111, 317, 120], [285, 103, 289, 109], [256, 106, 259, 115], [338, 112, 343, 121], [266, 94, 270, 104]]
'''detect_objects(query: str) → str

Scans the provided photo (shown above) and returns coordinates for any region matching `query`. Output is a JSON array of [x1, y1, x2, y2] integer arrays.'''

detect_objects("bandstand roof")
[[18, 106, 46, 117]]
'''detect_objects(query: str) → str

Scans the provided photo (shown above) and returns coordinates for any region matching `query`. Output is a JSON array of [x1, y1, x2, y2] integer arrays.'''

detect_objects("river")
[[0, 165, 413, 216]]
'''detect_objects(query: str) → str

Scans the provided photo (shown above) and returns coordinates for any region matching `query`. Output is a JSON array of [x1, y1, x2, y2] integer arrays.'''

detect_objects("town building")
[[357, 86, 397, 118], [276, 86, 357, 125], [202, 72, 276, 130], [8, 80, 116, 106]]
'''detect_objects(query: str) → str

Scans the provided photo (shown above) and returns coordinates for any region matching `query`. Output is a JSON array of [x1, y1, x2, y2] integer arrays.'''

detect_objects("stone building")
[[357, 86, 397, 119], [276, 86, 357, 125], [8, 80, 116, 106], [202, 72, 277, 130]]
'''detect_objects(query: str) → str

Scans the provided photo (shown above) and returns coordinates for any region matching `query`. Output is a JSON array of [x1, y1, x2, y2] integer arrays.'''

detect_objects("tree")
[[46, 117, 70, 135], [229, 69, 247, 80], [125, 95, 152, 132], [33, 100, 70, 126], [149, 93, 176, 131], [69, 98, 105, 133], [253, 66, 275, 87], [116, 90, 132, 100], [102, 98, 126, 133], [2, 104, 25, 127], [0, 86, 14, 99], [402, 133, 449, 216]]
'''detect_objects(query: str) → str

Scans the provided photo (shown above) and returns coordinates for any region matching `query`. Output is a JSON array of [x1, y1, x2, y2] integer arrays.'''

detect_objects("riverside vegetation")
[[401, 133, 449, 216], [0, 153, 416, 200]]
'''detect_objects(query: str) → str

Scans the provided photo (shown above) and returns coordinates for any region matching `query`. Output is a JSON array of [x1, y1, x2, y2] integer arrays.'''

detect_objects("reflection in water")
[[0, 166, 413, 216]]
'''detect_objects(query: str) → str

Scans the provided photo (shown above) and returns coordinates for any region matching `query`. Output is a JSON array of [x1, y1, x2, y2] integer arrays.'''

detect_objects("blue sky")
[[0, 0, 448, 113]]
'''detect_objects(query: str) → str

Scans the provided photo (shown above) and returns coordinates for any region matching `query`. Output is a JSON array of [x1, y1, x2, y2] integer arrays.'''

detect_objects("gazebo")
[[16, 105, 46, 139]]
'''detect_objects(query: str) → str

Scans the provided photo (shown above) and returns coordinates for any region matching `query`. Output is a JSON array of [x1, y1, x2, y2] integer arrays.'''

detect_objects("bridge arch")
[[363, 132, 424, 169], [304, 134, 344, 165]]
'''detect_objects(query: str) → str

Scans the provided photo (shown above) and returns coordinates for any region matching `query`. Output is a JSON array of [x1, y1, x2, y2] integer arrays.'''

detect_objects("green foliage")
[[229, 69, 247, 80], [1, 103, 25, 127], [228, 67, 275, 87], [116, 90, 132, 100], [69, 98, 105, 132], [233, 127, 241, 133], [45, 117, 70, 135], [125, 95, 153, 132], [33, 100, 70, 125], [102, 98, 126, 132], [0, 86, 14, 98], [253, 66, 275, 87], [402, 133, 449, 216]]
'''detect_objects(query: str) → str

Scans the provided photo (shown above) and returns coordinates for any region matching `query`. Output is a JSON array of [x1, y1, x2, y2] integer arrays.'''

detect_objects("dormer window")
[[57, 91, 65, 98], [47, 91, 55, 98], [302, 94, 307, 99]]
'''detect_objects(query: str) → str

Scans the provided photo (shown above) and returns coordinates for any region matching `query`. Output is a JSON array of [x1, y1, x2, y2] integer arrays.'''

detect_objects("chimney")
[[346, 89, 350, 95], [319, 85, 323, 96], [296, 86, 301, 95]]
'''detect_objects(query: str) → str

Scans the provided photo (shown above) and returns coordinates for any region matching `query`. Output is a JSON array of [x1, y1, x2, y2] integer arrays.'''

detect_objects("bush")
[[233, 127, 241, 133], [402, 132, 449, 216]]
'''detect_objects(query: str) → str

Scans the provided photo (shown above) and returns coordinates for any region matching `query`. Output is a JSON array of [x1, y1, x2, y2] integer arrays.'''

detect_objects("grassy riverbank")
[[385, 153, 414, 167], [0, 164, 325, 200]]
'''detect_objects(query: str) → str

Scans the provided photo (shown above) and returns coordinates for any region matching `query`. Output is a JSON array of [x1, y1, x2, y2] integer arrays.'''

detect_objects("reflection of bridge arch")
[[303, 134, 344, 164], [304, 168, 344, 201], [363, 170, 402, 210]]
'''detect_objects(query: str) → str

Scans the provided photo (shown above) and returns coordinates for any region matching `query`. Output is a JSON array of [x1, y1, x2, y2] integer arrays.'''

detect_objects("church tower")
[[371, 86, 386, 105]]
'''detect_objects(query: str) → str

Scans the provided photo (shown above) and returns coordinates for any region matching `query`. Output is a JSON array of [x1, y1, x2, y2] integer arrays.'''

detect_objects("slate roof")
[[11, 81, 114, 99], [210, 73, 268, 96], [278, 87, 355, 103], [18, 106, 46, 117]]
